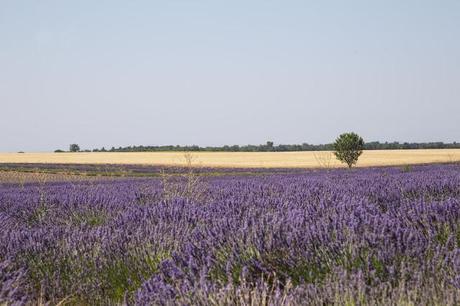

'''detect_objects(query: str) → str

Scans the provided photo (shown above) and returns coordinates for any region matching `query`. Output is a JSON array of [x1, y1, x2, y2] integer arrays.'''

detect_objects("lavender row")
[[0, 162, 307, 176]]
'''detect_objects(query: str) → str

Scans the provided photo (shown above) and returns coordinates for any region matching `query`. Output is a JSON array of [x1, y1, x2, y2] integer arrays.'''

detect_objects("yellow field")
[[0, 149, 459, 168]]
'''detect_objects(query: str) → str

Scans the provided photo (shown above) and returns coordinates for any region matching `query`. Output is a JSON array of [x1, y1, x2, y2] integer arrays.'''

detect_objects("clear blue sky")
[[1, 1, 459, 152]]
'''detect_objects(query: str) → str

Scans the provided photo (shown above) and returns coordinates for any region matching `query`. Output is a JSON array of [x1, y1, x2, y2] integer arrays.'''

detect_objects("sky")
[[1, 0, 459, 152]]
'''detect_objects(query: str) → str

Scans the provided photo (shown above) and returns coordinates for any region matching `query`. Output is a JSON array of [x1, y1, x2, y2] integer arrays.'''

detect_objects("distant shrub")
[[313, 151, 335, 169], [54, 149, 64, 153], [401, 164, 412, 172]]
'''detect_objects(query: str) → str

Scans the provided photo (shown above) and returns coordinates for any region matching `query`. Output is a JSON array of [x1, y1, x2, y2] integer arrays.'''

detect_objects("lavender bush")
[[1, 164, 459, 305]]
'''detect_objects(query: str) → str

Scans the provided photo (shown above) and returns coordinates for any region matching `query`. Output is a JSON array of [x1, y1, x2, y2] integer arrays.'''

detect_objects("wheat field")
[[0, 149, 459, 168]]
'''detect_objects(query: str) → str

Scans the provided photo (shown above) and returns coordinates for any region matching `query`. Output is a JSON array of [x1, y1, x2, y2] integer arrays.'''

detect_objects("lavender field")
[[1, 164, 460, 305]]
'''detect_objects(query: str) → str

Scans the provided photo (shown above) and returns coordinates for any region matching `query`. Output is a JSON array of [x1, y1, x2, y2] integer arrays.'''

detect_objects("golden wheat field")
[[0, 149, 459, 168]]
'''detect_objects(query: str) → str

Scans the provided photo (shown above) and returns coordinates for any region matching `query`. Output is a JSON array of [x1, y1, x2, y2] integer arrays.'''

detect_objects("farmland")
[[1, 149, 460, 168], [1, 163, 460, 305], [3, 0, 459, 304]]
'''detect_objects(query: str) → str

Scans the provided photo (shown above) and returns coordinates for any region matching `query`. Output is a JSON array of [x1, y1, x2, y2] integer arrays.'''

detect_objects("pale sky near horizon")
[[1, 1, 459, 152]]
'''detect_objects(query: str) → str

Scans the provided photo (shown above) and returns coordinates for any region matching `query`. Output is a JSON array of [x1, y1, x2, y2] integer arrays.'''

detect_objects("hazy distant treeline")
[[89, 141, 460, 152]]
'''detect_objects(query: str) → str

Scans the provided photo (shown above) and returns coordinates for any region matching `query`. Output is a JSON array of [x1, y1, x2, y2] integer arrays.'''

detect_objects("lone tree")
[[333, 132, 364, 168], [266, 141, 274, 151], [69, 144, 80, 152]]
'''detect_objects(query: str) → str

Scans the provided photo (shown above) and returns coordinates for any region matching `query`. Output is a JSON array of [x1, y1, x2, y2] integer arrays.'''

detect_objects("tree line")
[[59, 141, 459, 153]]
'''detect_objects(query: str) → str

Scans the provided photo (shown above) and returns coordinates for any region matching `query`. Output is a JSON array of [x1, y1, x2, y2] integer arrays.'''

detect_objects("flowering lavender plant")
[[1, 164, 459, 305]]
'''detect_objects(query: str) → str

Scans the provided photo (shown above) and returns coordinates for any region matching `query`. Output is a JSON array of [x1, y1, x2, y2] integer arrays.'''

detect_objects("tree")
[[333, 132, 364, 168], [266, 141, 274, 151], [69, 144, 80, 152]]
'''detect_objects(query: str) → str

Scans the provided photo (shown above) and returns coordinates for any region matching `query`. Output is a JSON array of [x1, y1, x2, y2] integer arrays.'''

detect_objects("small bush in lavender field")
[[401, 164, 412, 172], [1, 164, 460, 305]]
